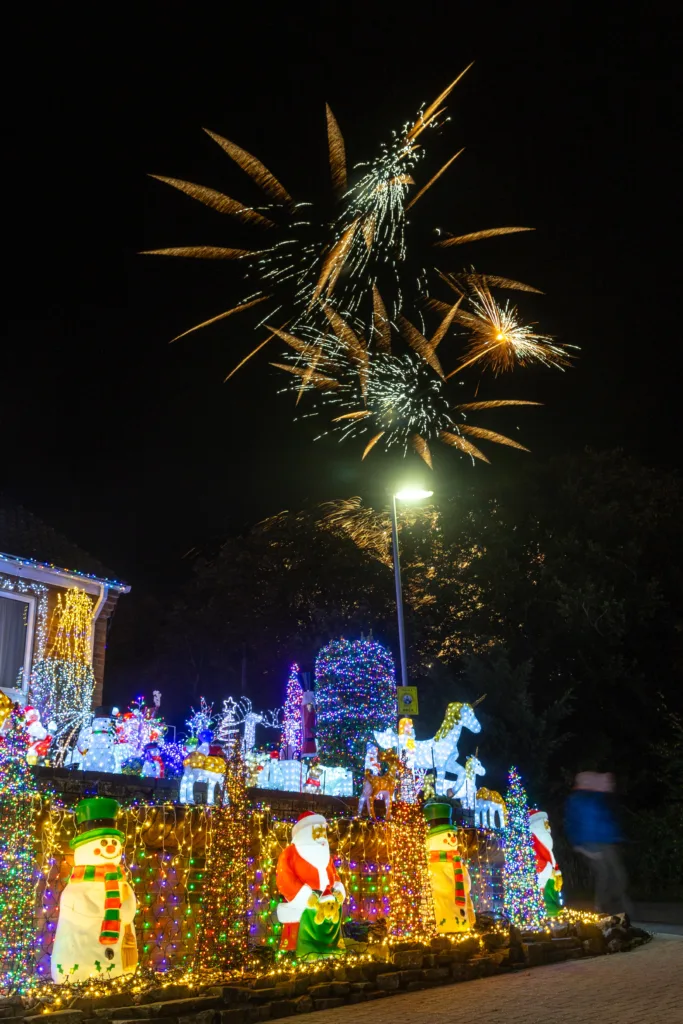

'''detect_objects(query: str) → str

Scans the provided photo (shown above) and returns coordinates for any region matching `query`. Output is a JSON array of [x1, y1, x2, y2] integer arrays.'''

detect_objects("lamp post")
[[390, 487, 434, 690]]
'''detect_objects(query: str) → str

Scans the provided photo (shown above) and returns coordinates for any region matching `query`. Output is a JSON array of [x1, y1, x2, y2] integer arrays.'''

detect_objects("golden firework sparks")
[[144, 70, 574, 467], [447, 285, 572, 377]]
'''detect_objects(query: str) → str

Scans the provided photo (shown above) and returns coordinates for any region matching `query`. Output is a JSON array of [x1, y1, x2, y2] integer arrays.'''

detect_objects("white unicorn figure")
[[375, 700, 483, 796], [452, 753, 486, 810]]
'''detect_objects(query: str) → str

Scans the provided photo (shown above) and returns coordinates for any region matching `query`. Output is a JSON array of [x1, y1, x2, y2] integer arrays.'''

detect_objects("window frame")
[[0, 589, 36, 697]]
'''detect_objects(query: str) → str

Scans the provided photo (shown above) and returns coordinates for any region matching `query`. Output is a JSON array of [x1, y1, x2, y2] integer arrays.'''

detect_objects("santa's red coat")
[[276, 844, 340, 902], [531, 833, 557, 873]]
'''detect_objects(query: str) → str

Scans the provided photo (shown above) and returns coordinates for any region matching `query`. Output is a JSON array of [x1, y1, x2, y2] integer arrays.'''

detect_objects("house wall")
[[92, 591, 120, 707]]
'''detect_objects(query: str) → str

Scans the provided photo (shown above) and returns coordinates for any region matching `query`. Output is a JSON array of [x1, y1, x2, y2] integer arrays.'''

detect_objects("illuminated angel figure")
[[144, 67, 574, 466]]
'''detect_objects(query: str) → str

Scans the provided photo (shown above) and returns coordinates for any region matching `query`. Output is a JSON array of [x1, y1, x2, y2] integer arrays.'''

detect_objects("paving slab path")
[[309, 933, 683, 1023]]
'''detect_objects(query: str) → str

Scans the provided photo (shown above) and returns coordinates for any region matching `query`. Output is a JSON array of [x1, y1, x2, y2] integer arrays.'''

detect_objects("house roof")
[[0, 501, 130, 591]]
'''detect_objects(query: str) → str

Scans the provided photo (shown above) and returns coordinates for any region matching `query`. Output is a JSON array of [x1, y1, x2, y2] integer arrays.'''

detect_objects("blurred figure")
[[565, 772, 632, 917]]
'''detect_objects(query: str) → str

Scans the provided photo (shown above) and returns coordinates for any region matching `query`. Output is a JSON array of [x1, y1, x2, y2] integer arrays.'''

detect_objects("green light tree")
[[315, 638, 397, 779], [503, 766, 546, 929], [0, 709, 37, 991]]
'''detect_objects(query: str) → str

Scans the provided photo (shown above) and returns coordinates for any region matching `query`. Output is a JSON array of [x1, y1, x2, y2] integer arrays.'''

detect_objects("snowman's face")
[[74, 836, 123, 865], [427, 829, 459, 852]]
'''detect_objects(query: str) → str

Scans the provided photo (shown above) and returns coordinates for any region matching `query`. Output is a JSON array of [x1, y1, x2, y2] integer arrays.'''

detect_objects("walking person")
[[565, 772, 633, 917]]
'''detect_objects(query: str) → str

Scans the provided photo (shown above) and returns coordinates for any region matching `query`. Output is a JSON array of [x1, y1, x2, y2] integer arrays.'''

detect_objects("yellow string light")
[[49, 588, 94, 664]]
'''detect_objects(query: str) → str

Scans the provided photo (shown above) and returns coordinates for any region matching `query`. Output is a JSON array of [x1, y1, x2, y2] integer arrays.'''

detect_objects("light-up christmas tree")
[[217, 697, 242, 752], [387, 760, 435, 941], [315, 637, 397, 778], [0, 704, 37, 991], [280, 663, 303, 759], [503, 766, 546, 929]]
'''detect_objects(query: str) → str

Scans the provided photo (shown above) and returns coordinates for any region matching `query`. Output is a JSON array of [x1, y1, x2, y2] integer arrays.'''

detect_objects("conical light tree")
[[280, 663, 303, 759], [503, 766, 546, 929]]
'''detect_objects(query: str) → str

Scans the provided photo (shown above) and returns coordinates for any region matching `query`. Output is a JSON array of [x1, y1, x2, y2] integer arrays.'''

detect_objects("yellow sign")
[[397, 686, 419, 715]]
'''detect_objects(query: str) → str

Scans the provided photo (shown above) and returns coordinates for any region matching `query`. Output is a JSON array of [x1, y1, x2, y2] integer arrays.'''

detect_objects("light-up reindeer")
[[242, 703, 280, 753], [358, 750, 400, 819], [217, 696, 280, 754]]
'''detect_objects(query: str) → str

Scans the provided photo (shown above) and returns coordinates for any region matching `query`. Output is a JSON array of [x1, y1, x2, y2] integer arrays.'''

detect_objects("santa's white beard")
[[294, 832, 330, 891]]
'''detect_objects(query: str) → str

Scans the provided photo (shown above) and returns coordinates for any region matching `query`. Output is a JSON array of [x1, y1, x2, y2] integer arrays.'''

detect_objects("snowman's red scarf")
[[69, 865, 123, 944], [428, 850, 466, 906]]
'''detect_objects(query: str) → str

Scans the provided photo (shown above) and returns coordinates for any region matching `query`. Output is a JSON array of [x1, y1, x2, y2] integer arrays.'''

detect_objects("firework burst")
[[443, 284, 572, 376], [145, 67, 574, 466]]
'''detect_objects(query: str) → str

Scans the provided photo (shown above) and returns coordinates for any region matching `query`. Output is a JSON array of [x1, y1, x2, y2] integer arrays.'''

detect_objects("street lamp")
[[390, 487, 434, 689]]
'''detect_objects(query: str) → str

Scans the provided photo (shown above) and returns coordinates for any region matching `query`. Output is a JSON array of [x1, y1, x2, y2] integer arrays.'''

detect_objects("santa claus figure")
[[529, 809, 563, 916], [24, 706, 53, 764], [276, 811, 345, 958]]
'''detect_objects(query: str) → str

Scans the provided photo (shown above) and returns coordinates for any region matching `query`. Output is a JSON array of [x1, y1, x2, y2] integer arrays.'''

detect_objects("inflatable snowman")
[[81, 707, 117, 774], [141, 740, 165, 778], [51, 797, 137, 982], [424, 801, 475, 933]]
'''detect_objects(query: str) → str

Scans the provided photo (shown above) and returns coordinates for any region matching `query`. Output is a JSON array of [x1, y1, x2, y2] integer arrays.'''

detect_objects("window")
[[0, 593, 32, 693]]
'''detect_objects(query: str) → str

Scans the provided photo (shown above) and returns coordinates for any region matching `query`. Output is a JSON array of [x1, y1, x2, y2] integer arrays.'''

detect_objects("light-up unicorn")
[[452, 753, 486, 810], [375, 700, 483, 796]]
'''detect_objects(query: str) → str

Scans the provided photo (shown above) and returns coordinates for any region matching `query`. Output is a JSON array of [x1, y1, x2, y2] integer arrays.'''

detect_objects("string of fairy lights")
[[0, 614, 585, 994], [1, 681, 593, 998], [27, 792, 513, 978]]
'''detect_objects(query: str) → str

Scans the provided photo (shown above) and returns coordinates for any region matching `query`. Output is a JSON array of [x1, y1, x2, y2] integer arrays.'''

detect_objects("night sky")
[[5, 5, 682, 592]]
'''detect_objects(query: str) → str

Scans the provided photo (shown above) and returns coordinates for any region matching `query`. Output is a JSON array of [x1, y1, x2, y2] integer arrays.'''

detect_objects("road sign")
[[397, 686, 419, 715]]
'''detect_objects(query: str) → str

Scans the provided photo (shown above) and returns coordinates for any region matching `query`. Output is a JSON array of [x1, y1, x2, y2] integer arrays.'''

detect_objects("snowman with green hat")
[[51, 796, 138, 983], [424, 801, 475, 933]]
